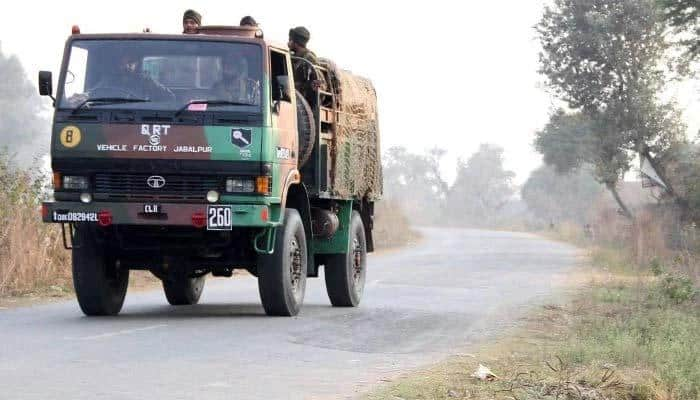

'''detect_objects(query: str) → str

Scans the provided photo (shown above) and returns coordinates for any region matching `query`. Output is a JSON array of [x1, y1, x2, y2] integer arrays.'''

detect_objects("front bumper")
[[42, 201, 276, 228]]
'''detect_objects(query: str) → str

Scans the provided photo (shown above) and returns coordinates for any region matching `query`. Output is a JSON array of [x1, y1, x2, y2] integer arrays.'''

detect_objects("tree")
[[658, 0, 699, 74], [521, 165, 603, 224], [536, 0, 686, 219], [0, 43, 49, 165], [534, 110, 637, 218], [447, 144, 515, 226]]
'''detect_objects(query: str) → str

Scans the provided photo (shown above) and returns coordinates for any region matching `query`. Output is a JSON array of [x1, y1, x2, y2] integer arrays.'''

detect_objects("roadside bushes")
[[0, 154, 69, 296], [373, 200, 419, 249]]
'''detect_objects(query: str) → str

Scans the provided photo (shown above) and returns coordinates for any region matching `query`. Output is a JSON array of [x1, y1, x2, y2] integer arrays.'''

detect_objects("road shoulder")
[[363, 247, 700, 400]]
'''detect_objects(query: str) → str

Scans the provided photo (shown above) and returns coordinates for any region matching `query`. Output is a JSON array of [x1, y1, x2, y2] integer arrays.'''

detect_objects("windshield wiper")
[[175, 99, 254, 116], [71, 97, 151, 114]]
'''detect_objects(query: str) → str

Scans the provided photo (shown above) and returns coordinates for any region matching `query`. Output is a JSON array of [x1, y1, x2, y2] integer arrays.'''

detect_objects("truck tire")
[[324, 211, 367, 307], [257, 208, 308, 316], [296, 90, 316, 167], [163, 275, 205, 306], [72, 225, 129, 316]]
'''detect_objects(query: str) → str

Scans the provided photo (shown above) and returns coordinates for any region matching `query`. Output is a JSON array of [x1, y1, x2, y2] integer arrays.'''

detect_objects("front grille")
[[94, 173, 223, 201]]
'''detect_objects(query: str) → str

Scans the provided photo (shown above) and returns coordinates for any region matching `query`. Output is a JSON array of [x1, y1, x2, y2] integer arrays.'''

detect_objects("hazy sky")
[[1, 1, 698, 183]]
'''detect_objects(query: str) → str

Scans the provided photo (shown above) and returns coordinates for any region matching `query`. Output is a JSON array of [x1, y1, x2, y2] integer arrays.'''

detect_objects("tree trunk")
[[606, 181, 634, 220]]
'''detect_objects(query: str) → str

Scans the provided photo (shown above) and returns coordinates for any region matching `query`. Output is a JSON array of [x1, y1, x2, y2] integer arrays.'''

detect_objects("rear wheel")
[[72, 225, 129, 316], [163, 275, 205, 306], [325, 211, 367, 307], [257, 209, 308, 316]]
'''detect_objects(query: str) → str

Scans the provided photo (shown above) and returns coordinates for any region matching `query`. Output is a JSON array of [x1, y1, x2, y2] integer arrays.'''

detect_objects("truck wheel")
[[72, 225, 129, 316], [257, 209, 308, 316], [324, 211, 367, 307], [163, 275, 205, 306], [296, 90, 316, 167]]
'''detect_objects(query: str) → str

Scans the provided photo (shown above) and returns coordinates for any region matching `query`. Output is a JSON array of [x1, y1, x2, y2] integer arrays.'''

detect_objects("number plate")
[[143, 203, 162, 214], [207, 205, 233, 230]]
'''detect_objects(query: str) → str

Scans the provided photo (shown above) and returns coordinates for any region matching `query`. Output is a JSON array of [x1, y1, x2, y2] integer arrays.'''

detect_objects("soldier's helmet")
[[289, 26, 310, 46], [240, 16, 258, 27]]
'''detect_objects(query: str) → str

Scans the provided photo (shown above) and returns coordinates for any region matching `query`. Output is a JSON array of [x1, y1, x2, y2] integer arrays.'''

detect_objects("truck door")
[[270, 50, 297, 166]]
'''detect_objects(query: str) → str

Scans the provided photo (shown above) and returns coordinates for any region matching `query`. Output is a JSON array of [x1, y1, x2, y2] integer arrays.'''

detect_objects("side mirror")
[[38, 71, 53, 96], [276, 76, 292, 102]]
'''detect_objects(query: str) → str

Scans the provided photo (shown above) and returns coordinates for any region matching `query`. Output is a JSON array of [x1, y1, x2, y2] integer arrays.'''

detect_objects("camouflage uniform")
[[291, 47, 319, 90], [288, 27, 322, 102]]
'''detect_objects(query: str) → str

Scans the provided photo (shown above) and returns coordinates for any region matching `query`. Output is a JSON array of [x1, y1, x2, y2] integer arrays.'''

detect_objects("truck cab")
[[39, 26, 382, 317]]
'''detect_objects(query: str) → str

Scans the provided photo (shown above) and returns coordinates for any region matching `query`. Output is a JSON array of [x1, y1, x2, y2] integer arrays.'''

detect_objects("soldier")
[[211, 57, 260, 105], [240, 16, 258, 27], [288, 26, 322, 102], [67, 51, 173, 105], [182, 9, 201, 34]]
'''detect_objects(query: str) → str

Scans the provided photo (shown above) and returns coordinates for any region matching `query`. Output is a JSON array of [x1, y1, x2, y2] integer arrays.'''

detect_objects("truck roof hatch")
[[197, 25, 263, 39]]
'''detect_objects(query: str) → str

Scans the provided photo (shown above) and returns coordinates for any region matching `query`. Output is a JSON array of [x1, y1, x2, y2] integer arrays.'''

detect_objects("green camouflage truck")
[[39, 25, 382, 317]]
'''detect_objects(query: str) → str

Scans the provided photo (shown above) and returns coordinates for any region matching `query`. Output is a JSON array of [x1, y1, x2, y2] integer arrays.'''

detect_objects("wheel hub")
[[352, 237, 363, 288], [289, 238, 303, 294]]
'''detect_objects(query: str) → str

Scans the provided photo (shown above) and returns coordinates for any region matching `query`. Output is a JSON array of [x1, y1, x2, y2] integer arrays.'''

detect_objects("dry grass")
[[0, 157, 158, 300], [0, 209, 70, 296], [0, 159, 72, 297]]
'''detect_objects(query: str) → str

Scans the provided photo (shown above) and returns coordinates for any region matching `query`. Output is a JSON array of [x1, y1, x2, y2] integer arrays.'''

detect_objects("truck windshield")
[[59, 39, 263, 112]]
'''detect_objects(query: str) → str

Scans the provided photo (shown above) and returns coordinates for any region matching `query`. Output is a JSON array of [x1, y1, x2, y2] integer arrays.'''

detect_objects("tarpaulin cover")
[[320, 60, 383, 201]]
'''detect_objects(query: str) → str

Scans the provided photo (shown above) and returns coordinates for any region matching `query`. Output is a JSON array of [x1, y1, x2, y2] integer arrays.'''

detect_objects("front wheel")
[[324, 211, 367, 307], [257, 209, 308, 316], [72, 225, 129, 316]]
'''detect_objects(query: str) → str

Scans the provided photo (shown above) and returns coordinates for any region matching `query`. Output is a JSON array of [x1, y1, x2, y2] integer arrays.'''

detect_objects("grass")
[[0, 157, 71, 297], [365, 248, 700, 400]]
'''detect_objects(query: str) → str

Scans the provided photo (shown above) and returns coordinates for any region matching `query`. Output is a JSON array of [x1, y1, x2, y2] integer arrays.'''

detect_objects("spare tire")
[[295, 90, 316, 167]]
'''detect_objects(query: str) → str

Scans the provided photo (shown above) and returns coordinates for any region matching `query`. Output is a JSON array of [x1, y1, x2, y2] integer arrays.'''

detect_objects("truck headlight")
[[63, 175, 89, 190], [225, 178, 255, 193]]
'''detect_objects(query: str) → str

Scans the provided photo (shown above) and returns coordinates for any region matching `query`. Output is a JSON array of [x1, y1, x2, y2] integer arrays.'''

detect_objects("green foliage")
[[649, 257, 666, 276], [537, 0, 666, 113], [657, 0, 699, 74], [535, 0, 687, 217], [521, 164, 603, 224], [533, 111, 597, 175], [563, 276, 700, 399], [659, 273, 697, 304]]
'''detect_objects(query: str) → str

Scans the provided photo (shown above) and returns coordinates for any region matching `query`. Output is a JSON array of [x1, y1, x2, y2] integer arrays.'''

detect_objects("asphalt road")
[[0, 228, 580, 400]]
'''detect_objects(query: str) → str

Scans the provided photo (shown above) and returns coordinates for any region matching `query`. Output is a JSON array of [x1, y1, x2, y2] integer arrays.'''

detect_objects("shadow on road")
[[89, 302, 337, 321]]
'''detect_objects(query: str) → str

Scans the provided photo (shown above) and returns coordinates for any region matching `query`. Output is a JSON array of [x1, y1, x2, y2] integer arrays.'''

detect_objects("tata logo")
[[146, 175, 166, 189]]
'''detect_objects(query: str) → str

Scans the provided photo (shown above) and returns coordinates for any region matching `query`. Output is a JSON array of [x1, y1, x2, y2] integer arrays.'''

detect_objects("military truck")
[[39, 25, 382, 317]]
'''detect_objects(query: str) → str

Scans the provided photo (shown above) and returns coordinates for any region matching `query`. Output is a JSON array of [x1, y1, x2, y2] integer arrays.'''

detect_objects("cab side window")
[[270, 50, 291, 102]]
